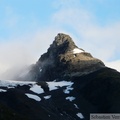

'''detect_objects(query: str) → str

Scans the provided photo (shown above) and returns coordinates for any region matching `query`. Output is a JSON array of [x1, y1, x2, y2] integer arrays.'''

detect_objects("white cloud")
[[80, 22, 120, 61], [0, 27, 63, 80], [105, 60, 120, 72]]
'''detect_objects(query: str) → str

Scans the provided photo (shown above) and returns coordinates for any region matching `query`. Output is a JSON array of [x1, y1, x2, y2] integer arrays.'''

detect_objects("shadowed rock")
[[24, 33, 105, 81]]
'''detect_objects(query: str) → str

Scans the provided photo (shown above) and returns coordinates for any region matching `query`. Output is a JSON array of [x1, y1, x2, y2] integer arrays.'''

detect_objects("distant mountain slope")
[[0, 67, 120, 120], [0, 33, 120, 120]]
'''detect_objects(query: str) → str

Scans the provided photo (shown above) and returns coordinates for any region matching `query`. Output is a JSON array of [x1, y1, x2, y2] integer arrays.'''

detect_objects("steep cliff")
[[24, 33, 105, 81]]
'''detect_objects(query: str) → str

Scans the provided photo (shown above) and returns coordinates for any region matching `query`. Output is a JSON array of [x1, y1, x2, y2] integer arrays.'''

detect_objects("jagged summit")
[[48, 33, 77, 54], [25, 33, 105, 81], [40, 33, 78, 61]]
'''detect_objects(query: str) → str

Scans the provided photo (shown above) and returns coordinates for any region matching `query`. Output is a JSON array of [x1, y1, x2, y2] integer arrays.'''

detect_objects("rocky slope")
[[0, 33, 120, 120], [21, 33, 105, 81], [1, 67, 120, 120]]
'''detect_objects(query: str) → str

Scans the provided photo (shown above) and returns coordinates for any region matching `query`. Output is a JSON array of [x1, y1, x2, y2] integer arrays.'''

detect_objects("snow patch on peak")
[[73, 48, 84, 54]]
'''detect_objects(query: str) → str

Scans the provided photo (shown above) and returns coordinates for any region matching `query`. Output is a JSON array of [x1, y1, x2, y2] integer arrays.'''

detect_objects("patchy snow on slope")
[[0, 80, 74, 100], [39, 67, 42, 72], [44, 95, 51, 99], [73, 48, 84, 54], [0, 80, 34, 88], [25, 93, 41, 101], [74, 104, 79, 109], [63, 85, 74, 94], [66, 96, 75, 102], [76, 113, 84, 119], [47, 81, 73, 91], [0, 89, 7, 92], [30, 84, 44, 94]]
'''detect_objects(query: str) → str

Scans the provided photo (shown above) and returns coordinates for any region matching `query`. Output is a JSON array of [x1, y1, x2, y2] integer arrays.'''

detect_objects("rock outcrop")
[[25, 33, 105, 81]]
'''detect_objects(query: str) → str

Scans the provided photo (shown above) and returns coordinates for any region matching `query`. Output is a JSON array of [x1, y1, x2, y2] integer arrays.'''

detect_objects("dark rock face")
[[1, 68, 120, 120], [24, 33, 105, 81]]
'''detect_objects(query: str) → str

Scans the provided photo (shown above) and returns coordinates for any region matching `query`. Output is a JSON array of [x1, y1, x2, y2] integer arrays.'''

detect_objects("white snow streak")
[[44, 95, 51, 99], [66, 96, 75, 102], [74, 104, 79, 109], [76, 113, 84, 119], [25, 93, 41, 101], [39, 68, 42, 72], [0, 89, 7, 92]]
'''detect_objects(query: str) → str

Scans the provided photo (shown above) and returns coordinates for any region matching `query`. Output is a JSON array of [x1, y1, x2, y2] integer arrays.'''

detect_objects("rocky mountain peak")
[[39, 33, 84, 62], [49, 33, 77, 53], [40, 33, 77, 61], [21, 33, 105, 81]]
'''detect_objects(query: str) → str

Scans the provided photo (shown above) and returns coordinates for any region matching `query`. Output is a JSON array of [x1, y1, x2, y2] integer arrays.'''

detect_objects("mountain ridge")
[[20, 33, 105, 81]]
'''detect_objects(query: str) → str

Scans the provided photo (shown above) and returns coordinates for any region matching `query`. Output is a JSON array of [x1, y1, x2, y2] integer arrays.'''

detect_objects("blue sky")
[[0, 0, 120, 77], [0, 0, 55, 39], [0, 0, 120, 39]]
